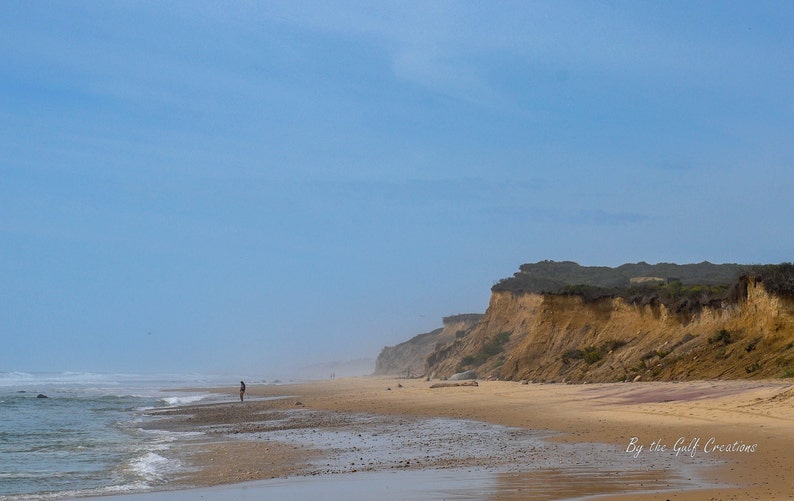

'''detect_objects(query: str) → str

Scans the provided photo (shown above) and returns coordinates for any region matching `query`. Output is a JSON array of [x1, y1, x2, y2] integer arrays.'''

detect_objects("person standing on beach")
[[239, 381, 246, 401]]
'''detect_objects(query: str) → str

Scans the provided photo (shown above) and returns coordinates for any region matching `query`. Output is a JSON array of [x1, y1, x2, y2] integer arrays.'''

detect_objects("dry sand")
[[143, 377, 794, 500]]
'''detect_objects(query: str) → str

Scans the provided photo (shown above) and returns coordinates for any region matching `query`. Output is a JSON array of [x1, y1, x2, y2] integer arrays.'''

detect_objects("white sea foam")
[[128, 452, 171, 483], [0, 480, 153, 501], [138, 428, 203, 442], [161, 395, 205, 406], [0, 372, 35, 386], [0, 372, 237, 391], [0, 372, 242, 500]]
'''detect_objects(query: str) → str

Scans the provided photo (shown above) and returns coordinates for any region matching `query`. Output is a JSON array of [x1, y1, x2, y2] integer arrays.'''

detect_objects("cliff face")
[[374, 314, 483, 377], [425, 279, 794, 382]]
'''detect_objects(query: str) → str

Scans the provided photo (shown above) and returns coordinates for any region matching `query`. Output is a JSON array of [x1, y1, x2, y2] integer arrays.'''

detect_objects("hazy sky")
[[2, 1, 792, 377]]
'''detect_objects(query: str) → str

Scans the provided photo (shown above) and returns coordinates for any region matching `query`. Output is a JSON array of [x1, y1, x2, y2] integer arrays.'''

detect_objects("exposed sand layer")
[[140, 377, 794, 500]]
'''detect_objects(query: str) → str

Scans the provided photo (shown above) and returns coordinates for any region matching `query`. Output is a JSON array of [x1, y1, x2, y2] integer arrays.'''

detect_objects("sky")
[[2, 1, 793, 377]]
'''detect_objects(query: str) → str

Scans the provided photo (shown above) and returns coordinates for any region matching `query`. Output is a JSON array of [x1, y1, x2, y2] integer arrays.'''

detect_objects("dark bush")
[[562, 340, 625, 365], [562, 348, 584, 363], [582, 346, 604, 364], [708, 329, 733, 345], [751, 263, 794, 297]]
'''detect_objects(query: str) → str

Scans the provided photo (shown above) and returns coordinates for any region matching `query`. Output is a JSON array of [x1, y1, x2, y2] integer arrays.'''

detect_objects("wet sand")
[[87, 377, 794, 500]]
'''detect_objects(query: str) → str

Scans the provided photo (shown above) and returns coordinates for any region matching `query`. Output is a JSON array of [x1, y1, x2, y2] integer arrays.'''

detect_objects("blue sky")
[[2, 1, 792, 377]]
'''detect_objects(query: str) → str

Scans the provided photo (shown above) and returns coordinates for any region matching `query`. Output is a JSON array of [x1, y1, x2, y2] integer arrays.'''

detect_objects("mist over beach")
[[2, 1, 794, 500]]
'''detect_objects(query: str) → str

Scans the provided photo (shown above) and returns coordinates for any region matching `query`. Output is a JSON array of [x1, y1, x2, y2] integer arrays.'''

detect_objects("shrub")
[[745, 338, 760, 353], [603, 339, 627, 351], [562, 348, 584, 363], [562, 340, 626, 365], [561, 284, 616, 302], [708, 329, 733, 345], [582, 346, 604, 364], [752, 263, 794, 297]]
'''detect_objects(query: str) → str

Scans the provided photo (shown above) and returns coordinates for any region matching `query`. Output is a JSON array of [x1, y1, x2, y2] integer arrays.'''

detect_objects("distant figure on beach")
[[239, 381, 246, 401]]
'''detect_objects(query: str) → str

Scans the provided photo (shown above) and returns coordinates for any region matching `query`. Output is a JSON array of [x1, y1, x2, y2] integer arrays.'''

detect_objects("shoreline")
[[79, 377, 794, 500]]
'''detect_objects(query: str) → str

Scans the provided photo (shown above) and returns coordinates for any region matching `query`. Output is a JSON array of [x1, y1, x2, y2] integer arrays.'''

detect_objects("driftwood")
[[429, 381, 479, 389]]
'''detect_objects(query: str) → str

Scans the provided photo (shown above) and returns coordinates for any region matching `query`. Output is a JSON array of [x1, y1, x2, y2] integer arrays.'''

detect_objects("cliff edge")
[[374, 314, 482, 377], [423, 262, 794, 382], [426, 278, 794, 382]]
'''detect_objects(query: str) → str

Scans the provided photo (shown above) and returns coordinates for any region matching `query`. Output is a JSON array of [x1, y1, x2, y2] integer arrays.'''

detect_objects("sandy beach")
[[99, 377, 794, 500]]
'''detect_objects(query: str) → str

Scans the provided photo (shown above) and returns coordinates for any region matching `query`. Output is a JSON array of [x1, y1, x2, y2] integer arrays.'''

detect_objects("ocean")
[[0, 372, 236, 500]]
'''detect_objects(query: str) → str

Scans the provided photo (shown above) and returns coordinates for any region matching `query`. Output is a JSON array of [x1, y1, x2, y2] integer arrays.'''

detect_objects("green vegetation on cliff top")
[[493, 260, 744, 291], [492, 261, 794, 302]]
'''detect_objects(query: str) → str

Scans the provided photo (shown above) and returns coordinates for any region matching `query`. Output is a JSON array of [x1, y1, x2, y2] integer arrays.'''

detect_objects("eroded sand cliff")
[[425, 278, 794, 382]]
